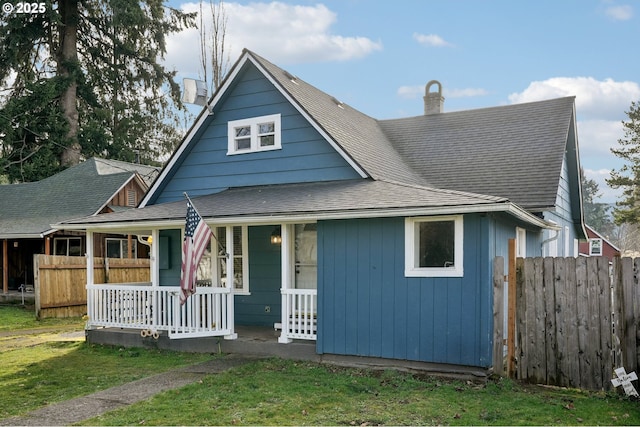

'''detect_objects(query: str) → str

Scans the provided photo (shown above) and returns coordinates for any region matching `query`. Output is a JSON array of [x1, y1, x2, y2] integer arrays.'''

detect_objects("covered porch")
[[82, 221, 318, 345]]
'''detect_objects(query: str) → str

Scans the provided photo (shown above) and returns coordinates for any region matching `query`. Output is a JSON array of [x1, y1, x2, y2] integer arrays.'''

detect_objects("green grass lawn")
[[81, 358, 639, 426], [1, 305, 638, 426], [0, 304, 85, 331]]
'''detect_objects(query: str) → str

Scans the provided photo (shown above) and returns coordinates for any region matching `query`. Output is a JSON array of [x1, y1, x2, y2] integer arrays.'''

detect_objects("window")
[[227, 114, 281, 154], [54, 237, 82, 256], [106, 238, 136, 258], [516, 227, 526, 257], [589, 238, 603, 256], [213, 226, 249, 293], [405, 216, 463, 277]]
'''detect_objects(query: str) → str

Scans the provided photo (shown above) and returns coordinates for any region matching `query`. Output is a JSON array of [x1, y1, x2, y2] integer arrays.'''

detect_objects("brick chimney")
[[424, 80, 444, 114]]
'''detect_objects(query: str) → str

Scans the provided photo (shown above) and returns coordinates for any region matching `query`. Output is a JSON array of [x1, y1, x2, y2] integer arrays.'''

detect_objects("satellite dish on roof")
[[182, 78, 208, 106]]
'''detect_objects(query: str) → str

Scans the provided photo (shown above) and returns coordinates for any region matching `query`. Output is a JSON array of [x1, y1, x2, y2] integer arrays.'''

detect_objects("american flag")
[[179, 201, 212, 305]]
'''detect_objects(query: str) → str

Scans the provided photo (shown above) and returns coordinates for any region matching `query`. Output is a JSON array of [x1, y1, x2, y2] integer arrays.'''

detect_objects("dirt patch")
[[0, 326, 85, 352]]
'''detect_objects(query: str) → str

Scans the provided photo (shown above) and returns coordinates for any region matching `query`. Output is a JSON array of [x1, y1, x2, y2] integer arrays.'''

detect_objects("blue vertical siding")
[[317, 214, 494, 367], [151, 63, 361, 204], [235, 225, 282, 326]]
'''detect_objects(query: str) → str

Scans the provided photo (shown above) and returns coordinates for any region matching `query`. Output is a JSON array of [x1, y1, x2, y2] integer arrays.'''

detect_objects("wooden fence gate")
[[34, 255, 150, 319], [493, 255, 640, 391]]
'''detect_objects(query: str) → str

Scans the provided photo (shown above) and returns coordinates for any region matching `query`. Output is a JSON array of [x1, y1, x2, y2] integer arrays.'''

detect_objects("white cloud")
[[413, 33, 453, 48], [508, 77, 640, 120], [509, 76, 640, 204], [164, 1, 382, 76], [606, 5, 633, 20], [577, 119, 622, 158], [397, 84, 487, 99], [583, 168, 621, 203]]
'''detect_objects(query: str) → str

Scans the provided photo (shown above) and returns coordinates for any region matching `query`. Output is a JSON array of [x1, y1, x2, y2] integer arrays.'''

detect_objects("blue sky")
[[164, 0, 640, 203]]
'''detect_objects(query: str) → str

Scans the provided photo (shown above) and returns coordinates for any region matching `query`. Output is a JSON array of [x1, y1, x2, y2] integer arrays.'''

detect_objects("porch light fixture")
[[137, 235, 152, 246], [270, 226, 282, 245]]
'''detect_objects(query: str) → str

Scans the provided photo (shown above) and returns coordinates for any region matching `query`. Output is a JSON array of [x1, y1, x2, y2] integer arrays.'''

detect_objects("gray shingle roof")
[[0, 158, 157, 237], [248, 50, 427, 187], [61, 51, 579, 229], [378, 97, 576, 210], [60, 179, 508, 226], [249, 50, 576, 210]]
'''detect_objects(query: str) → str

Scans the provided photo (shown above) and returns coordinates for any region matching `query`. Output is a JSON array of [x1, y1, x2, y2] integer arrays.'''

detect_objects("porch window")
[[214, 226, 249, 294], [227, 114, 281, 155], [106, 238, 137, 259], [404, 215, 463, 277], [54, 237, 82, 256]]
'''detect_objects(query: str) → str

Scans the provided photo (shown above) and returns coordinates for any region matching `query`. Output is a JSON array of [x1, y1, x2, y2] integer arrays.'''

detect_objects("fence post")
[[493, 256, 505, 375], [507, 238, 517, 378], [618, 258, 639, 375]]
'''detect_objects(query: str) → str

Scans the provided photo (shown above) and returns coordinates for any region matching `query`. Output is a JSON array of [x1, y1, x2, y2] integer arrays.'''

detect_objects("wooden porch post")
[[45, 237, 51, 255], [150, 229, 159, 287], [279, 224, 293, 344], [86, 231, 94, 286], [507, 238, 517, 377], [2, 239, 8, 294], [224, 226, 237, 339]]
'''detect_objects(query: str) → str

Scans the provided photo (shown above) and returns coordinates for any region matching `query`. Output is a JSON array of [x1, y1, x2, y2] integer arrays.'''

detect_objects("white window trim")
[[516, 227, 526, 258], [589, 238, 603, 256], [212, 225, 250, 295], [227, 114, 281, 155], [53, 237, 82, 256], [405, 215, 464, 278]]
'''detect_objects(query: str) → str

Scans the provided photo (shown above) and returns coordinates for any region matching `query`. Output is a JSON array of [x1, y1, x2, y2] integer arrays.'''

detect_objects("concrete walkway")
[[0, 355, 260, 426]]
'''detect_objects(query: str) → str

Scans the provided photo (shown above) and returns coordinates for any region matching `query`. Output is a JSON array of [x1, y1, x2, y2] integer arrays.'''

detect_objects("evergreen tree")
[[607, 100, 640, 225], [0, 0, 195, 182], [581, 169, 611, 231]]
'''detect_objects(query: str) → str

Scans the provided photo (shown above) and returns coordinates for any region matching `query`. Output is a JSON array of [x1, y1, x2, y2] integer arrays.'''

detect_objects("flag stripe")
[[179, 201, 212, 305]]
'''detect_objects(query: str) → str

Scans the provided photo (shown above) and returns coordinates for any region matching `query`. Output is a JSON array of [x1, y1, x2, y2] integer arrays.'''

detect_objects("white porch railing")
[[280, 288, 317, 342], [86, 284, 232, 339]]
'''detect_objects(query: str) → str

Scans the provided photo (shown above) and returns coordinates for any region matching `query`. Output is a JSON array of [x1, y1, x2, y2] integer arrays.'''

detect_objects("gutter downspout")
[[541, 225, 560, 256]]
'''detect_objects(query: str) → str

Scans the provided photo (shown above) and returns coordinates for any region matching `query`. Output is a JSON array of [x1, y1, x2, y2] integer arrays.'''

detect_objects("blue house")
[[60, 49, 585, 369]]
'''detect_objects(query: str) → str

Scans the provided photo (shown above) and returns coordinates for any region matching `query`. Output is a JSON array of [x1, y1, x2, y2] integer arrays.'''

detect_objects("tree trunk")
[[58, 0, 81, 167]]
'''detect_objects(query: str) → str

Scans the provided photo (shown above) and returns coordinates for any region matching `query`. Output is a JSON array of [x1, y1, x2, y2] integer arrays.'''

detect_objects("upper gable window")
[[227, 114, 281, 155]]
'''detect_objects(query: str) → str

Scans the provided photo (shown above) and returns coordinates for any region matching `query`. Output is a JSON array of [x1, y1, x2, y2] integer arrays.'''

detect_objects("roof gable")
[[0, 158, 148, 237], [142, 49, 427, 207], [145, 58, 365, 205]]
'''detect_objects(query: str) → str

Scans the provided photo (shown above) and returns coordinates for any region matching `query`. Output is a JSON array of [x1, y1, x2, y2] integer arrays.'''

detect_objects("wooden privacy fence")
[[34, 255, 150, 319], [493, 255, 640, 391]]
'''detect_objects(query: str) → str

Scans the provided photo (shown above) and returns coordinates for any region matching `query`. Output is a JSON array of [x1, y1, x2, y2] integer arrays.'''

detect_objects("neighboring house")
[[578, 224, 620, 259], [0, 157, 158, 293], [58, 49, 586, 369]]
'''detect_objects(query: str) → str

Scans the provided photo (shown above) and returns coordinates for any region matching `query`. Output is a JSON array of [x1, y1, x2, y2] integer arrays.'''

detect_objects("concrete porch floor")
[[86, 325, 490, 381]]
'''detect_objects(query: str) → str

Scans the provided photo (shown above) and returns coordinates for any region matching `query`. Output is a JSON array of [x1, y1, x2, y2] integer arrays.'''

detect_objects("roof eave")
[[55, 201, 556, 231]]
